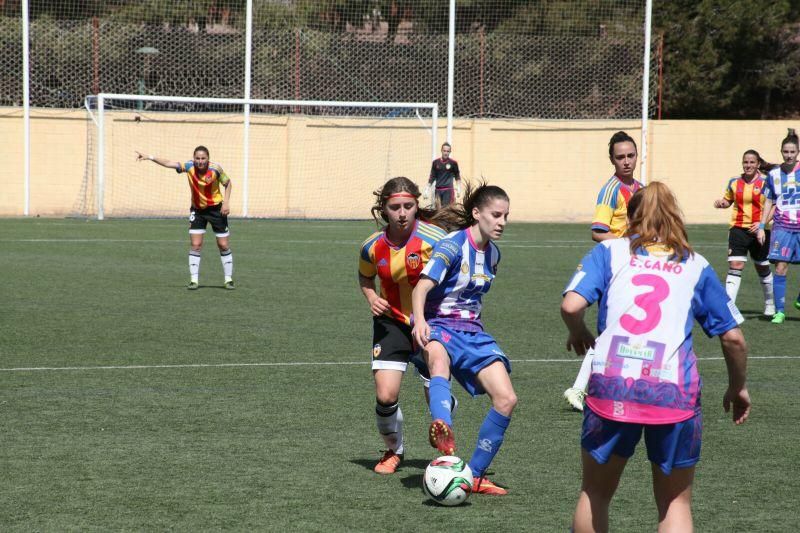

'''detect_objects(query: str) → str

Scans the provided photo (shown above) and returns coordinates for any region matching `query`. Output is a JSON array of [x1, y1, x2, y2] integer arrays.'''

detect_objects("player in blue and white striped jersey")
[[411, 181, 515, 496]]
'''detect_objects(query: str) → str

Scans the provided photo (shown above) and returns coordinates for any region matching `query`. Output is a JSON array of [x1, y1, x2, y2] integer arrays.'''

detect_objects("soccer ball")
[[422, 456, 473, 506]]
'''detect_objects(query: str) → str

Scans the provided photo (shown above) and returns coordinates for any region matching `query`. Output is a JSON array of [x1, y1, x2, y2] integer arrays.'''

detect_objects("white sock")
[[376, 402, 404, 455], [571, 352, 594, 392], [220, 249, 233, 282], [760, 272, 774, 305], [189, 250, 201, 282], [725, 269, 743, 303]]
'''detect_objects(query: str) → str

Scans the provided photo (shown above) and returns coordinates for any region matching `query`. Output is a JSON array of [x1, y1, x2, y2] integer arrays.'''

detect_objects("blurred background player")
[[358, 176, 451, 474], [411, 182, 516, 496], [425, 142, 461, 207], [562, 183, 750, 533], [564, 131, 645, 411], [757, 128, 800, 324], [714, 149, 775, 315], [135, 146, 234, 290]]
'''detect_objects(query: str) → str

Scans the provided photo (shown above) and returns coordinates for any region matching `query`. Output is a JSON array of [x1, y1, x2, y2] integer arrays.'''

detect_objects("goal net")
[[77, 94, 438, 219]]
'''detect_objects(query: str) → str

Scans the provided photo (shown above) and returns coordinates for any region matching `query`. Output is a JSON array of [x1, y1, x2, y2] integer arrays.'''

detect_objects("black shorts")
[[728, 226, 769, 264], [435, 187, 454, 206], [371, 315, 417, 372], [189, 204, 230, 237]]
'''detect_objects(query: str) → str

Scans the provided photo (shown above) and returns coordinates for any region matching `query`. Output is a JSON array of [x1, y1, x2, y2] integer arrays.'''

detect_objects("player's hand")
[[723, 387, 751, 425], [411, 320, 431, 347], [748, 222, 760, 234], [423, 185, 431, 200], [756, 228, 766, 245], [135, 151, 147, 162], [566, 325, 595, 356], [221, 203, 230, 216], [714, 199, 727, 208], [369, 296, 390, 317]]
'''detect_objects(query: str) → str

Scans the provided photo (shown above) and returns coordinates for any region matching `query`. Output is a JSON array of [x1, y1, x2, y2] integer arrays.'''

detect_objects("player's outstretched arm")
[[719, 327, 750, 425], [561, 291, 595, 356], [411, 277, 436, 347], [134, 151, 181, 170]]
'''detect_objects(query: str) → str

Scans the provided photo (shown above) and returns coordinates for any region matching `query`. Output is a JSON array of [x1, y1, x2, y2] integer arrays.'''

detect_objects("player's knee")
[[375, 389, 400, 405], [190, 244, 202, 252], [728, 262, 745, 271], [494, 391, 518, 415]]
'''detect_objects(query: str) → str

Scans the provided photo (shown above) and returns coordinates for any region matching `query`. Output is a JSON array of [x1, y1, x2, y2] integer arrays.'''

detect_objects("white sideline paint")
[[1, 355, 796, 373]]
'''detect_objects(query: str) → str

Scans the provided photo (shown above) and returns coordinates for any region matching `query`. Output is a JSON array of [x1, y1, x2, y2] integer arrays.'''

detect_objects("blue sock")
[[774, 273, 787, 312], [468, 408, 511, 478], [429, 376, 453, 425]]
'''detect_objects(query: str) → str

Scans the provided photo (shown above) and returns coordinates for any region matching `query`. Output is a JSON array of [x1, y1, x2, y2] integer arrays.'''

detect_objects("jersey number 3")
[[620, 274, 670, 335]]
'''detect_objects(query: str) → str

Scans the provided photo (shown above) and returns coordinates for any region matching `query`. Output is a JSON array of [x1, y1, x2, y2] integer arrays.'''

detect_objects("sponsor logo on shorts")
[[373, 344, 381, 358], [613, 401, 625, 416], [406, 252, 421, 270], [576, 263, 583, 272], [441, 331, 451, 343]]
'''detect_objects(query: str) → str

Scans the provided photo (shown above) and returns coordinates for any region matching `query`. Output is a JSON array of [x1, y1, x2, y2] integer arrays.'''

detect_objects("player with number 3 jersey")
[[562, 183, 750, 533]]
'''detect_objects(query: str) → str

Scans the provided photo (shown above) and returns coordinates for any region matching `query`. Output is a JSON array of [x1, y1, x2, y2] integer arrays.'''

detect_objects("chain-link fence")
[[1, 1, 655, 119]]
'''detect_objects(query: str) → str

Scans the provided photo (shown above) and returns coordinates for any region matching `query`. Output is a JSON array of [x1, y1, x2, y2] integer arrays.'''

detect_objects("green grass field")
[[2, 219, 798, 531]]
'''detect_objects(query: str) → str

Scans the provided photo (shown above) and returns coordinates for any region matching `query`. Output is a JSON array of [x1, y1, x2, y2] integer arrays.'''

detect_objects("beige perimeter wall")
[[1, 107, 795, 223]]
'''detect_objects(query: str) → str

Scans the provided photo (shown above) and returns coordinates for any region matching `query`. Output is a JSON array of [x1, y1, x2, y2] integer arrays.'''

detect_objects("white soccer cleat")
[[764, 302, 776, 316], [563, 387, 586, 412]]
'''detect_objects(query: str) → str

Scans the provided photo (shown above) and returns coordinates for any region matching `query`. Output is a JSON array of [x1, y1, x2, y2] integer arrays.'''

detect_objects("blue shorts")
[[768, 226, 800, 264], [581, 407, 702, 476], [428, 324, 511, 396]]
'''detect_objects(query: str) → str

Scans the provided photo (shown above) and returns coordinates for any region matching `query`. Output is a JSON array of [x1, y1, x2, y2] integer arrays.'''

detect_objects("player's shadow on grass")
[[350, 458, 429, 472], [740, 309, 800, 321]]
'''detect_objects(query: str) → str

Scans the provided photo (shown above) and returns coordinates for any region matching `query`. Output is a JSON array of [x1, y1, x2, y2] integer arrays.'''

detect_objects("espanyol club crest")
[[406, 253, 421, 269]]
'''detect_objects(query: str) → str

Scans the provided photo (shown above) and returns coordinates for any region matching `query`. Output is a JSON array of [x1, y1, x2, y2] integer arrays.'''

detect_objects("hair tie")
[[388, 193, 416, 199]]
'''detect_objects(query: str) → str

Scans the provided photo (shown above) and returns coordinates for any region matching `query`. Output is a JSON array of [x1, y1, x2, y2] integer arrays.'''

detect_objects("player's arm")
[[756, 197, 774, 245], [591, 229, 617, 242], [220, 171, 233, 216], [719, 327, 750, 425], [714, 198, 732, 208], [560, 291, 596, 356], [453, 162, 462, 197], [134, 151, 181, 170], [411, 277, 436, 346], [590, 189, 617, 242], [359, 273, 389, 317]]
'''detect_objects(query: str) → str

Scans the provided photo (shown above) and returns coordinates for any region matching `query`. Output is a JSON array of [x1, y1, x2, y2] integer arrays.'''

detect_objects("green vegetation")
[[2, 219, 797, 530]]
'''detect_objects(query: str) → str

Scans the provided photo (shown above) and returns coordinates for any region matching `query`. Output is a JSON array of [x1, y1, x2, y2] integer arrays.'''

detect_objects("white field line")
[[1, 355, 797, 373]]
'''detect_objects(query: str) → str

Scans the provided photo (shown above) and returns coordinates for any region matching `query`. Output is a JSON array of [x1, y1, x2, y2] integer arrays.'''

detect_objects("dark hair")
[[194, 145, 210, 157], [626, 188, 644, 221], [437, 180, 509, 231], [608, 131, 637, 159], [781, 128, 798, 149], [742, 149, 771, 174], [370, 176, 440, 225], [442, 142, 451, 150]]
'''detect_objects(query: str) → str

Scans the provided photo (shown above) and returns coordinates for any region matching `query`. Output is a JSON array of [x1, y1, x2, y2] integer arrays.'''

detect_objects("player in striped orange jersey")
[[136, 146, 234, 290], [714, 149, 775, 315], [359, 176, 451, 475]]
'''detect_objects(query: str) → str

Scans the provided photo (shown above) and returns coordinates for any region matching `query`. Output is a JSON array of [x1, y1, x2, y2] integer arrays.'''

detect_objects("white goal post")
[[83, 93, 439, 220]]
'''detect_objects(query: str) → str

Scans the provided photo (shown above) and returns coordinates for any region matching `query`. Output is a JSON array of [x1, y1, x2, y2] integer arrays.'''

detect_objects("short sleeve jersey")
[[359, 221, 447, 325], [420, 228, 501, 332], [591, 176, 644, 237], [429, 158, 461, 188], [563, 238, 743, 425], [176, 161, 230, 209], [763, 164, 800, 230], [723, 175, 767, 228]]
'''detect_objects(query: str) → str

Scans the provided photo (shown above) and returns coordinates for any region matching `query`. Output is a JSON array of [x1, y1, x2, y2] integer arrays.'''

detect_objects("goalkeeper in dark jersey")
[[425, 143, 461, 207]]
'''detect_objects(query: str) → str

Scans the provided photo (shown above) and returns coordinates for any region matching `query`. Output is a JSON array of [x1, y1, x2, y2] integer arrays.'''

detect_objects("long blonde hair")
[[627, 182, 693, 261]]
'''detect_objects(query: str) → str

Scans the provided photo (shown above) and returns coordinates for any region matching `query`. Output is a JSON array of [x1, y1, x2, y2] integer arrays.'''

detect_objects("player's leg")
[[412, 354, 459, 419], [574, 408, 639, 532], [768, 228, 791, 323], [188, 208, 206, 289], [210, 207, 234, 289], [371, 316, 413, 474], [651, 465, 695, 533], [469, 360, 516, 495], [564, 353, 592, 411], [751, 228, 774, 315], [423, 340, 456, 454], [573, 450, 628, 533], [725, 228, 748, 304]]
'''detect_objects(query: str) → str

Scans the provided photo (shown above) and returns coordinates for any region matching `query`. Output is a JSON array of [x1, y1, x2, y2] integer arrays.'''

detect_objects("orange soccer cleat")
[[374, 450, 402, 475], [471, 476, 508, 495], [428, 419, 456, 455]]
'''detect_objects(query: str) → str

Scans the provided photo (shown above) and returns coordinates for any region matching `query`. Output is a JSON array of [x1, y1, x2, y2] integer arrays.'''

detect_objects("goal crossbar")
[[91, 93, 439, 220]]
